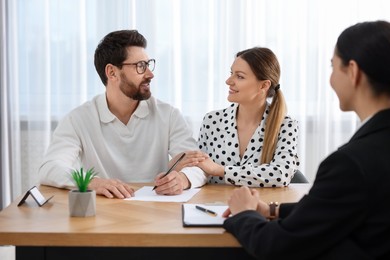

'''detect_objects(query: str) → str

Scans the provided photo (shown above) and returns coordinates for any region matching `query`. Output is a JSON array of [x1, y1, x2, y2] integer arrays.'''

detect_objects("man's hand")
[[153, 171, 190, 195], [88, 178, 134, 199]]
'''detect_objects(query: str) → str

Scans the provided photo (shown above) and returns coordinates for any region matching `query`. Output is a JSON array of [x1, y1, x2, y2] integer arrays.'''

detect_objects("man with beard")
[[38, 30, 207, 198]]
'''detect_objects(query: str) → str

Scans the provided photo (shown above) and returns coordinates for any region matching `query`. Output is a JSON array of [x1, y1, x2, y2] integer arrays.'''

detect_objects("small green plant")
[[70, 167, 97, 192]]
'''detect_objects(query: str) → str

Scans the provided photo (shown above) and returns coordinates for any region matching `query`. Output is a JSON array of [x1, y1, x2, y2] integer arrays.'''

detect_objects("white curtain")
[[1, 0, 22, 210], [2, 0, 390, 208], [1, 0, 8, 210]]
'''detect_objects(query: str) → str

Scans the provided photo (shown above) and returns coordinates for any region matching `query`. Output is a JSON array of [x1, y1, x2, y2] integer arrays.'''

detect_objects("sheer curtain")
[[2, 0, 390, 208], [1, 0, 22, 210], [1, 0, 8, 209]]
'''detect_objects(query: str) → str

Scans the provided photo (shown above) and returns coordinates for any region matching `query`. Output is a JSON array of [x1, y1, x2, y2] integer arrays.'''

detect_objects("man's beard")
[[119, 73, 151, 101]]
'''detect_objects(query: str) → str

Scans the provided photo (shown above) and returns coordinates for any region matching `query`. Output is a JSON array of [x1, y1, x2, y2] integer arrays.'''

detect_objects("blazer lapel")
[[340, 108, 390, 149]]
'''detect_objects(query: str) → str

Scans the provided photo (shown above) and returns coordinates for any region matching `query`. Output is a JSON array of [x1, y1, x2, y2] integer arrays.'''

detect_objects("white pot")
[[68, 190, 96, 217]]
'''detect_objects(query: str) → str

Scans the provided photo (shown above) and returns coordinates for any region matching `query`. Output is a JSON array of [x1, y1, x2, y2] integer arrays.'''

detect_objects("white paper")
[[125, 186, 201, 202], [182, 203, 229, 226]]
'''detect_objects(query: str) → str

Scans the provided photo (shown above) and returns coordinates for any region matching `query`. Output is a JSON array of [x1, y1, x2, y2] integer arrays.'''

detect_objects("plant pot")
[[68, 190, 96, 217]]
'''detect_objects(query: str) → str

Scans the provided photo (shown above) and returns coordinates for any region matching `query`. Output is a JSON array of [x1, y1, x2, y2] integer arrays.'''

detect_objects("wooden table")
[[0, 183, 311, 260]]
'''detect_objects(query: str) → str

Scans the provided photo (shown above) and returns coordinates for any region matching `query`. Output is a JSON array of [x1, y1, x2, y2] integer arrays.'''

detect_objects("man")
[[39, 30, 207, 198]]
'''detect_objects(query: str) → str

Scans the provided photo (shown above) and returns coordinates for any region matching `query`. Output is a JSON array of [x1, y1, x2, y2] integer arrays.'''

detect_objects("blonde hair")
[[236, 47, 287, 164], [261, 89, 287, 164]]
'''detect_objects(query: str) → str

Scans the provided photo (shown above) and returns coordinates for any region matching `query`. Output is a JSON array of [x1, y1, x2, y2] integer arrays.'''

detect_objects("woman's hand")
[[222, 186, 260, 216], [169, 151, 209, 171], [196, 157, 225, 177], [170, 151, 224, 177], [222, 186, 273, 218]]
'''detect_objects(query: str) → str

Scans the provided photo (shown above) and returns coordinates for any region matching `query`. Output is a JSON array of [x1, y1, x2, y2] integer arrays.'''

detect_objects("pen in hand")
[[152, 153, 186, 191], [195, 205, 217, 217]]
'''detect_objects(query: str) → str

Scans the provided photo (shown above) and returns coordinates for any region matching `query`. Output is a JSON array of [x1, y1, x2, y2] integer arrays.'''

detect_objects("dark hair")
[[336, 20, 390, 96], [236, 47, 287, 164], [94, 30, 147, 86]]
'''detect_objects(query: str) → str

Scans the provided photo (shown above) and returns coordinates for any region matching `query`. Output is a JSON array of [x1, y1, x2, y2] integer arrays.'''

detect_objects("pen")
[[195, 205, 217, 217], [152, 153, 186, 191]]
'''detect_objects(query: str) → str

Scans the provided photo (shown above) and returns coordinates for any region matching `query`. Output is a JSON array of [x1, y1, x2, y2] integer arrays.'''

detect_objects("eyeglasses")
[[121, 59, 155, 74]]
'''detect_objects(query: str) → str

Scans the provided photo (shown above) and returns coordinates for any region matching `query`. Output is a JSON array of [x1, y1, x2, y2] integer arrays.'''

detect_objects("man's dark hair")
[[94, 30, 147, 86]]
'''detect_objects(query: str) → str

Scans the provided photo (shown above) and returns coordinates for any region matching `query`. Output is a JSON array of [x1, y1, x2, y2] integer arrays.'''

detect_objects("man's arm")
[[167, 108, 208, 189], [39, 115, 82, 189]]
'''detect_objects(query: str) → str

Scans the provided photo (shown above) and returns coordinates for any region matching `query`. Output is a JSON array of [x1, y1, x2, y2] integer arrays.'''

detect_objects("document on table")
[[182, 203, 229, 227], [125, 186, 201, 202]]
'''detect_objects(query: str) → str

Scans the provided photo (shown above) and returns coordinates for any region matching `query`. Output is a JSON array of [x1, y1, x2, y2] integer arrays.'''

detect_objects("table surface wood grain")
[[0, 183, 311, 247]]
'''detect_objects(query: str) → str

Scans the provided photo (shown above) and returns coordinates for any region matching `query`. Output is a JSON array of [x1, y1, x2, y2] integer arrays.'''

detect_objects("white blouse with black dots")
[[198, 103, 300, 187]]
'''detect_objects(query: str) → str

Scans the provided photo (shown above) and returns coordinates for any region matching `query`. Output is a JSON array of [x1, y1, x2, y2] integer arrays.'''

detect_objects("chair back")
[[291, 170, 309, 183]]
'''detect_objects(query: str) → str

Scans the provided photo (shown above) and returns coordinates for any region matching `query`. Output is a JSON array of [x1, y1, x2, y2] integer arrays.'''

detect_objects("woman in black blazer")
[[223, 20, 390, 259]]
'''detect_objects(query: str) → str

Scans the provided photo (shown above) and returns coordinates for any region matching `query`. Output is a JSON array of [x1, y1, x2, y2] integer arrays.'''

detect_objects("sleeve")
[[224, 118, 300, 187], [180, 166, 207, 188], [279, 202, 297, 218], [223, 151, 369, 259], [38, 115, 81, 189], [168, 108, 207, 188], [197, 114, 209, 153]]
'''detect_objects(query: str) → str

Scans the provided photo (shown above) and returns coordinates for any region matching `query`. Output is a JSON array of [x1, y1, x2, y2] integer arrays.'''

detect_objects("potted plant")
[[68, 167, 97, 217]]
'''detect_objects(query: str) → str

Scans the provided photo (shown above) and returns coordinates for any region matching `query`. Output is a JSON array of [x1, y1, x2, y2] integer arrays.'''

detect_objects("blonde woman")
[[178, 47, 299, 187]]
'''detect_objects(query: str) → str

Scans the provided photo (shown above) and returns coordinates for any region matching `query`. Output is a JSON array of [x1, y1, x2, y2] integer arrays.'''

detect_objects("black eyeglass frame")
[[120, 59, 155, 74]]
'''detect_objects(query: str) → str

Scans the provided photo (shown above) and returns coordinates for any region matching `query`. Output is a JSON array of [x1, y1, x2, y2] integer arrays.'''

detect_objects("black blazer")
[[224, 109, 390, 260]]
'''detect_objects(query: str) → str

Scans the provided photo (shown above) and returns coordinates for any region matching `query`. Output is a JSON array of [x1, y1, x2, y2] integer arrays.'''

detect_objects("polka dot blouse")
[[198, 103, 300, 187]]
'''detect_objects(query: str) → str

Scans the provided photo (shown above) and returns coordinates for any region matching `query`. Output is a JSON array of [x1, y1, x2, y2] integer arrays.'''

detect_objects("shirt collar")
[[355, 114, 373, 133], [97, 94, 150, 123], [134, 99, 149, 118]]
